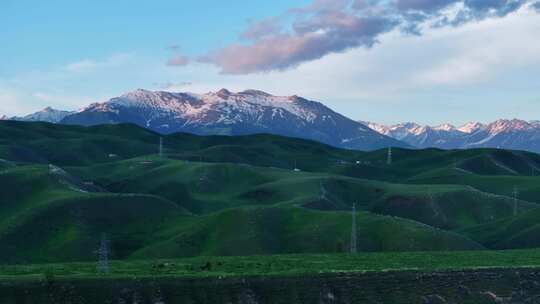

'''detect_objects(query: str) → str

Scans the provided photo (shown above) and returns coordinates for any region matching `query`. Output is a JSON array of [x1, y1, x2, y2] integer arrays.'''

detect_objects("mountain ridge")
[[56, 88, 409, 151], [7, 89, 539, 153], [10, 107, 75, 123], [362, 119, 540, 153]]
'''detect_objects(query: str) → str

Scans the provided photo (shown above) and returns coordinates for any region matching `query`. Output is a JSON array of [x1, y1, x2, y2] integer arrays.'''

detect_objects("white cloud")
[[0, 89, 36, 116], [158, 5, 540, 124], [32, 91, 100, 109], [64, 60, 100, 72], [0, 53, 139, 116], [63, 53, 134, 73], [1, 6, 538, 124], [411, 7, 540, 86]]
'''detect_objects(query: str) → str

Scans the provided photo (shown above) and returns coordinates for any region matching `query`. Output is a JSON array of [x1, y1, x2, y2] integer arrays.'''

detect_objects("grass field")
[[2, 121, 540, 265], [3, 249, 540, 281]]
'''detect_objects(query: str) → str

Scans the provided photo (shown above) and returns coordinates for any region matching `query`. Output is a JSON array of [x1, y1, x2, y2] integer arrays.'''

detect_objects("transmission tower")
[[513, 187, 519, 216], [159, 137, 163, 158], [320, 181, 328, 201], [199, 167, 208, 181], [387, 147, 392, 165], [96, 234, 110, 275], [293, 159, 301, 172], [350, 203, 357, 254]]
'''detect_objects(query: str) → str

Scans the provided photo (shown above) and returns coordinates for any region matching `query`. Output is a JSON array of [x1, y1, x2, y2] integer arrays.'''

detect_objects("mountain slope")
[[3, 121, 540, 262], [461, 207, 540, 250], [0, 161, 485, 263], [11, 107, 74, 123], [363, 119, 540, 153], [60, 89, 408, 150], [68, 156, 536, 230], [131, 206, 482, 259]]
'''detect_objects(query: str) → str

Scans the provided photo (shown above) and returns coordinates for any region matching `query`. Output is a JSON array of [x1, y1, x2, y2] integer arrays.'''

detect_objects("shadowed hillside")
[[1, 121, 540, 263]]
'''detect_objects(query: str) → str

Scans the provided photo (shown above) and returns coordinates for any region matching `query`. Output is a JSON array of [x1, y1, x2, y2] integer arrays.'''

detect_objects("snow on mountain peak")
[[363, 121, 390, 135], [486, 119, 534, 134], [458, 122, 485, 133], [239, 89, 272, 97], [122, 88, 152, 97], [216, 88, 232, 98], [58, 88, 407, 150], [84, 89, 325, 125], [9, 107, 74, 123], [359, 118, 540, 153], [433, 123, 456, 132]]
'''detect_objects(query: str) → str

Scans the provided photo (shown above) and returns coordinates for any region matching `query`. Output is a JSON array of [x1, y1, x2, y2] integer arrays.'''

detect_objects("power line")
[[513, 187, 519, 216], [159, 137, 163, 158], [320, 181, 328, 201], [96, 234, 110, 275], [351, 203, 357, 254]]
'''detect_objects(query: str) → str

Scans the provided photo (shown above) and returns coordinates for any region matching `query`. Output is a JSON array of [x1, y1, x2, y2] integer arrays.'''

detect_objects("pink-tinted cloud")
[[167, 54, 190, 66], [194, 0, 534, 74], [241, 17, 283, 40], [201, 10, 396, 74]]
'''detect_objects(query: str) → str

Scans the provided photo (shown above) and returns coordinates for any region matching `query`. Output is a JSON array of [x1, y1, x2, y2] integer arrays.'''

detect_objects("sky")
[[1, 0, 539, 125]]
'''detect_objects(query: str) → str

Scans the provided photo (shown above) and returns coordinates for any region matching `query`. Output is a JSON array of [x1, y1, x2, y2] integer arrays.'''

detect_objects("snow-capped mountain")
[[60, 89, 408, 150], [11, 107, 75, 123], [361, 119, 540, 153], [457, 122, 486, 134]]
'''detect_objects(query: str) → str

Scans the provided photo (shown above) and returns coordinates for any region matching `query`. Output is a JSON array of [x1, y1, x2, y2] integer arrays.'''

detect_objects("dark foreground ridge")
[[2, 121, 540, 262], [3, 121, 540, 302], [4, 250, 540, 304], [3, 250, 540, 303], [4, 269, 540, 303]]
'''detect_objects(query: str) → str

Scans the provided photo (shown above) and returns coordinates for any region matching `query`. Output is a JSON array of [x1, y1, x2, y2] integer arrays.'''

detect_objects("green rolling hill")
[[1, 120, 540, 263], [461, 207, 540, 250]]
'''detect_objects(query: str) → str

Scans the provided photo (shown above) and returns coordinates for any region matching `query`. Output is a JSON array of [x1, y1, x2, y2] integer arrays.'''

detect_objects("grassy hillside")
[[0, 121, 366, 169], [131, 206, 482, 259], [1, 121, 539, 263], [0, 165, 188, 263], [0, 163, 483, 263], [3, 249, 540, 280], [461, 207, 540, 250], [67, 157, 537, 230]]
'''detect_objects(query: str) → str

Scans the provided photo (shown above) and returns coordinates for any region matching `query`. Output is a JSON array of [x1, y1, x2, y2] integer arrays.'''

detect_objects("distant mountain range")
[[4, 88, 539, 153], [9, 107, 74, 123], [362, 120, 540, 153], [4, 89, 406, 151]]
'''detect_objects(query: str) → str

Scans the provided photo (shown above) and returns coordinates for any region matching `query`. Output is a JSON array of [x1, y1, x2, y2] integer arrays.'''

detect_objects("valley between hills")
[[2, 120, 540, 302]]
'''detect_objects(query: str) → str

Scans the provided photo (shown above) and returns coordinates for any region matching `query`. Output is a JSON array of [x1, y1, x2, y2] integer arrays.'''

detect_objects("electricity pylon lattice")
[[96, 234, 110, 275], [513, 187, 519, 216], [387, 147, 392, 165], [319, 181, 328, 201], [350, 203, 357, 254], [159, 137, 163, 158]]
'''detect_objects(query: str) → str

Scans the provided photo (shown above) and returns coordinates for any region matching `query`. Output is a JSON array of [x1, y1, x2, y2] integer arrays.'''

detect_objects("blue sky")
[[1, 0, 539, 125]]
